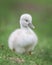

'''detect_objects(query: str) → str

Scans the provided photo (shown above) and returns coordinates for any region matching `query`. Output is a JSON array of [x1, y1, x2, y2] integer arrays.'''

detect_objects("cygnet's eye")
[[25, 19, 28, 22]]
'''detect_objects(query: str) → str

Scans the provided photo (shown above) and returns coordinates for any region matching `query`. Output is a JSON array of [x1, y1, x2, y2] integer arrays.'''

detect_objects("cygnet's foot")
[[11, 48, 15, 52], [28, 51, 32, 55], [13, 48, 15, 51], [28, 51, 34, 55]]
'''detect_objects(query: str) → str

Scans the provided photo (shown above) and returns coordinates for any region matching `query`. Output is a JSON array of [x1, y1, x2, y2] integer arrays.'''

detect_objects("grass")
[[0, 12, 52, 65]]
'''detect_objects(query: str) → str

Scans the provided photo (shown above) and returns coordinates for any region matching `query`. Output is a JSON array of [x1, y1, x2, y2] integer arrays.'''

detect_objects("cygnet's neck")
[[20, 23, 34, 35], [20, 25, 33, 34], [20, 25, 29, 29]]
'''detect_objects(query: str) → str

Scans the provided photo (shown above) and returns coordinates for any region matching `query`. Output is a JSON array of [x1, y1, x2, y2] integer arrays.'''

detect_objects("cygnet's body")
[[8, 14, 38, 54]]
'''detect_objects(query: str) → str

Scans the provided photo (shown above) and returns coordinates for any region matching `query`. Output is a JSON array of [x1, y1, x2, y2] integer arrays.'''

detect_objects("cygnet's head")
[[20, 13, 35, 29]]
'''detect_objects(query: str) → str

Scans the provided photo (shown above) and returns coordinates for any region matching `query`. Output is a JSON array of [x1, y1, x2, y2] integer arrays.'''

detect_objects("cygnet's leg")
[[13, 48, 15, 51], [28, 51, 32, 55], [26, 45, 34, 55]]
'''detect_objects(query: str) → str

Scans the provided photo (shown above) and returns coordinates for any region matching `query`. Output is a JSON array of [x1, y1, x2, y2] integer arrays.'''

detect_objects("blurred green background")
[[0, 0, 52, 65]]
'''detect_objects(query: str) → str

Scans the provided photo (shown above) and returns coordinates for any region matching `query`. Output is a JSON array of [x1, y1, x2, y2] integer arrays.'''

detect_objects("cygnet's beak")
[[28, 23, 35, 29]]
